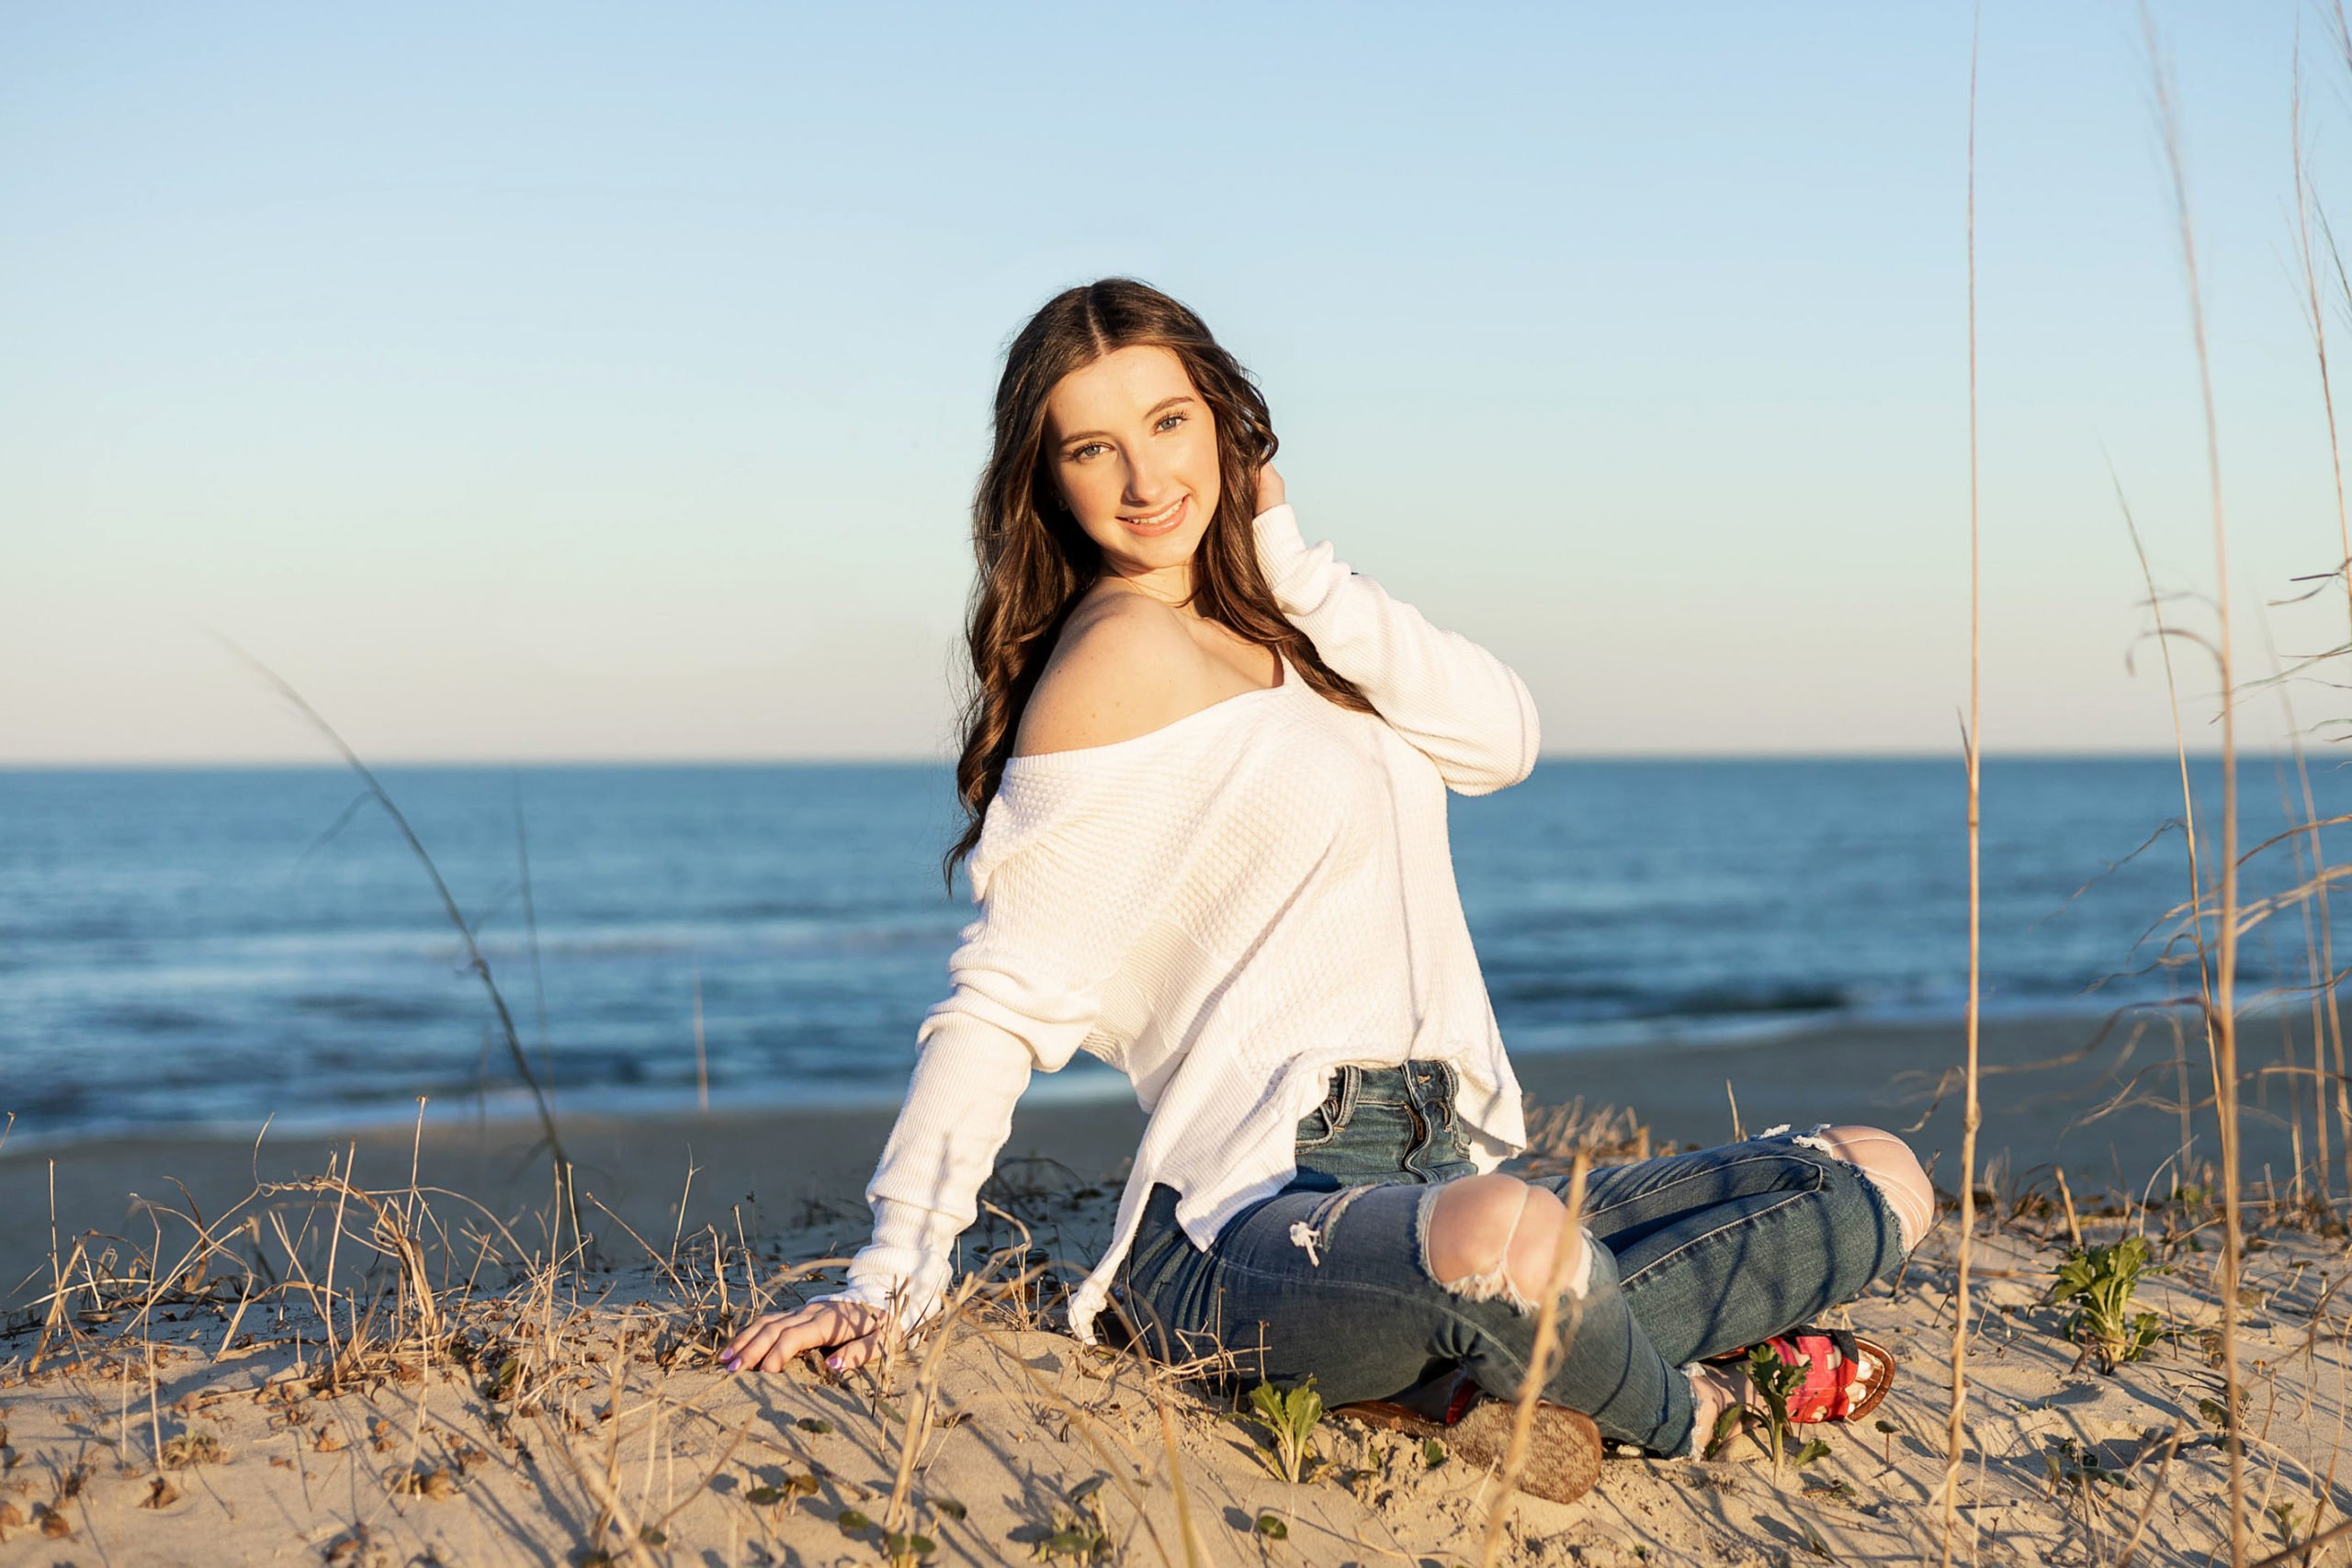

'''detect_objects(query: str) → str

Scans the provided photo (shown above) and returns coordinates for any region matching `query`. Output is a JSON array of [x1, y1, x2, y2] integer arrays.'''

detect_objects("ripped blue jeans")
[[1112, 1062, 1909, 1457]]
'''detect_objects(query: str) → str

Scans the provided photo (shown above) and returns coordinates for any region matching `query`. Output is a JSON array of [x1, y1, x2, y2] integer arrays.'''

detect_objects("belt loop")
[[1333, 1065, 1363, 1129]]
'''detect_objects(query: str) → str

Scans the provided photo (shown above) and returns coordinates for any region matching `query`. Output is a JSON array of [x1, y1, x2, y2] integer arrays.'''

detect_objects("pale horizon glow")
[[6, 4, 2351, 764]]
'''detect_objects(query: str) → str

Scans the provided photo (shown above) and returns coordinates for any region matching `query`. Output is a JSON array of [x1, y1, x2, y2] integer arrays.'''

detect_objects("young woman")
[[721, 278, 1935, 1503]]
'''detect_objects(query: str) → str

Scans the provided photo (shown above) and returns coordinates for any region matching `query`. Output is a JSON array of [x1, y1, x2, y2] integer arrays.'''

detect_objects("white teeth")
[[1125, 498, 1182, 527]]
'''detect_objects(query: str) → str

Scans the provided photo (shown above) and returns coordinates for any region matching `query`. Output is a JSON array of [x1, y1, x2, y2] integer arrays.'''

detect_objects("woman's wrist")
[[1250, 502, 1315, 606]]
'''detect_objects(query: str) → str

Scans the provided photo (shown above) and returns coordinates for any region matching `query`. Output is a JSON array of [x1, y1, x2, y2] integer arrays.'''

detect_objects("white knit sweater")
[[834, 504, 1540, 1343]]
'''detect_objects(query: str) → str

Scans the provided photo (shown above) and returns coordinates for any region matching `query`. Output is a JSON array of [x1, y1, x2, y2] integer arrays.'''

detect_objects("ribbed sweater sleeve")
[[837, 1024, 1032, 1328], [833, 754, 1204, 1328], [1253, 504, 1540, 794]]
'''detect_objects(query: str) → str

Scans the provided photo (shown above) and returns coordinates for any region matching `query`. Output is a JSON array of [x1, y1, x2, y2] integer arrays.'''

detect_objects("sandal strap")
[[1767, 1326, 1864, 1422]]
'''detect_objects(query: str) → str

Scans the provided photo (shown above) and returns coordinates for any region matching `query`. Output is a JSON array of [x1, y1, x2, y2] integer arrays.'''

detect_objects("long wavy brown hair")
[[944, 278, 1374, 884]]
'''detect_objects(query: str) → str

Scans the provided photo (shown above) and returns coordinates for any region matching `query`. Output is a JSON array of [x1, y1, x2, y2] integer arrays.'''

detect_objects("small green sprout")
[[797, 1416, 836, 1435], [1740, 1343, 1812, 1472], [1255, 1513, 1289, 1540], [745, 1472, 820, 1513], [2046, 1237, 2163, 1373], [1702, 1402, 1746, 1461], [1231, 1378, 1325, 1484], [481, 1356, 522, 1401], [838, 1508, 874, 1533], [2196, 1392, 2248, 1435], [1032, 1475, 1115, 1564], [2043, 1436, 2134, 1494], [1421, 1437, 1448, 1470]]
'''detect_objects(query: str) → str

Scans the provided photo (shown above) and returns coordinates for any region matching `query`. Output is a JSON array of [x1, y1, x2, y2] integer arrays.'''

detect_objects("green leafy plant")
[[2046, 1236, 2164, 1373], [1231, 1379, 1325, 1483], [1729, 1345, 1831, 1472]]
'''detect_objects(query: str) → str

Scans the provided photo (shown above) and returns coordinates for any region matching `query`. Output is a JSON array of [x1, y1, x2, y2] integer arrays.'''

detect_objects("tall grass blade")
[[1941, 16, 1984, 1564], [2144, 13, 2247, 1561]]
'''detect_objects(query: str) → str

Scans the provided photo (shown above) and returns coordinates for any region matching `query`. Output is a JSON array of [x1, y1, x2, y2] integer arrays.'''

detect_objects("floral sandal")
[[1336, 1367, 1603, 1506], [1708, 1324, 1895, 1425]]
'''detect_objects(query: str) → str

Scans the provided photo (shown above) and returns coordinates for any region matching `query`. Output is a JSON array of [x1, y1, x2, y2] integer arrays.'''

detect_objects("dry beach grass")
[[1, 1078, 2349, 1567]]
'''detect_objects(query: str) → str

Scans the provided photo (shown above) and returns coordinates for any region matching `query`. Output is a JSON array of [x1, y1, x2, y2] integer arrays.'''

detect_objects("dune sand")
[[1, 1014, 2342, 1564]]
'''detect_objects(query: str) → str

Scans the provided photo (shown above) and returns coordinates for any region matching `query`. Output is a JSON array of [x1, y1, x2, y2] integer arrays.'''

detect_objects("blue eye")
[[1156, 412, 1186, 433]]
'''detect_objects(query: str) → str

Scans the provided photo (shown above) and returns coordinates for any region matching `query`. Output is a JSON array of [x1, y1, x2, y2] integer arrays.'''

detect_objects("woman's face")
[[1045, 344, 1222, 586]]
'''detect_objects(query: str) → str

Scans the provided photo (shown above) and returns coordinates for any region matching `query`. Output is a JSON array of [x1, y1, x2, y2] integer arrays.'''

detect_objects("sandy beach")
[[0, 1012, 2304, 1298], [1, 1011, 2340, 1564]]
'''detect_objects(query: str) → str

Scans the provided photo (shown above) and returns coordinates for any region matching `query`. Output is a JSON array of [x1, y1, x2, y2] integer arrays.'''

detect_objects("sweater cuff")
[[827, 1197, 962, 1332], [1250, 503, 1321, 604]]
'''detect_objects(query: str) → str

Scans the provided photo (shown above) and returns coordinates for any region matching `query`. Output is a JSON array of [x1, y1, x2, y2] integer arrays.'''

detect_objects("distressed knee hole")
[[1423, 1174, 1591, 1313], [1816, 1124, 1934, 1252]]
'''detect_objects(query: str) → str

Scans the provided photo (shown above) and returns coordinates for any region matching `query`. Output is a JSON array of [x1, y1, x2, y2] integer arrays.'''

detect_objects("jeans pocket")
[[1295, 1102, 1341, 1149]]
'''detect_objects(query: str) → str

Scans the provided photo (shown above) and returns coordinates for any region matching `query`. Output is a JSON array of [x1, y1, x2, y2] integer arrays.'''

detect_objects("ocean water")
[[0, 758, 2342, 1144]]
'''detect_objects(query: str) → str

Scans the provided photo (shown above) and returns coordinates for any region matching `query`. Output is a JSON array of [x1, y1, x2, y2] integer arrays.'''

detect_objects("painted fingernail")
[[825, 1355, 844, 1372], [720, 1354, 738, 1370]]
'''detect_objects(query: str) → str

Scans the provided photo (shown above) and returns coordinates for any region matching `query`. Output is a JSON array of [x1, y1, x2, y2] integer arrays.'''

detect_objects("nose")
[[1122, 446, 1171, 510]]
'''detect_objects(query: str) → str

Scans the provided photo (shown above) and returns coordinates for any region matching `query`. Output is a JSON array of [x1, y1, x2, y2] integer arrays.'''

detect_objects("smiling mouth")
[[1120, 496, 1187, 536]]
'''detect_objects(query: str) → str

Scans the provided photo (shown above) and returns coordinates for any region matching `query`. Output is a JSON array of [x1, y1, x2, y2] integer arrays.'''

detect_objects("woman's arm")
[[719, 1017, 1030, 1376], [1252, 468, 1540, 794], [722, 611, 1232, 1375]]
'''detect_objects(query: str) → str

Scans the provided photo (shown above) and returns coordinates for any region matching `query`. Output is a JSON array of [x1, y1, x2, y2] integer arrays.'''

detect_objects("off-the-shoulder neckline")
[[1003, 655, 1299, 772]]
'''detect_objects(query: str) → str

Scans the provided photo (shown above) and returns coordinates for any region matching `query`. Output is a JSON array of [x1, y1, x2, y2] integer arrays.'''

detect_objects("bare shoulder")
[[1014, 591, 1221, 757]]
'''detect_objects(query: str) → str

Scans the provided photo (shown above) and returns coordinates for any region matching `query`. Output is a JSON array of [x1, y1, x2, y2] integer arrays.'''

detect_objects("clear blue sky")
[[4, 3, 2344, 761]]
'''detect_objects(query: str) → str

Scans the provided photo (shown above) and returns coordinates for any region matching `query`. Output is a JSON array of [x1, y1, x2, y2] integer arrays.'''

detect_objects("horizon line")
[[0, 749, 2282, 773]]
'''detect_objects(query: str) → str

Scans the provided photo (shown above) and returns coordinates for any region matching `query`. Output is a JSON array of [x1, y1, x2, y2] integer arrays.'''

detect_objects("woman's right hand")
[[719, 1298, 894, 1374], [1254, 461, 1285, 515]]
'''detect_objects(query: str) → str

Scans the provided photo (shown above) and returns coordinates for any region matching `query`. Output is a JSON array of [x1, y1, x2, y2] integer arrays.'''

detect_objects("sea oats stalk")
[[1942, 14, 1985, 1566], [2317, 0, 2352, 1203], [1477, 1146, 1591, 1568], [2288, 47, 2350, 1210], [220, 640, 581, 1258], [2146, 13, 2248, 1561]]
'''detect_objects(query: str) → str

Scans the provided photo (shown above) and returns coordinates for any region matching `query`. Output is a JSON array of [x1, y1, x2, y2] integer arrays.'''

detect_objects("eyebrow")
[[1057, 395, 1196, 449]]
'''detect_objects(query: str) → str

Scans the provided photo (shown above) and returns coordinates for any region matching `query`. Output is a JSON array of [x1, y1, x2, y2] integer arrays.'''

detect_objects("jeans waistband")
[[1318, 1061, 1458, 1122], [1295, 1061, 1473, 1190]]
